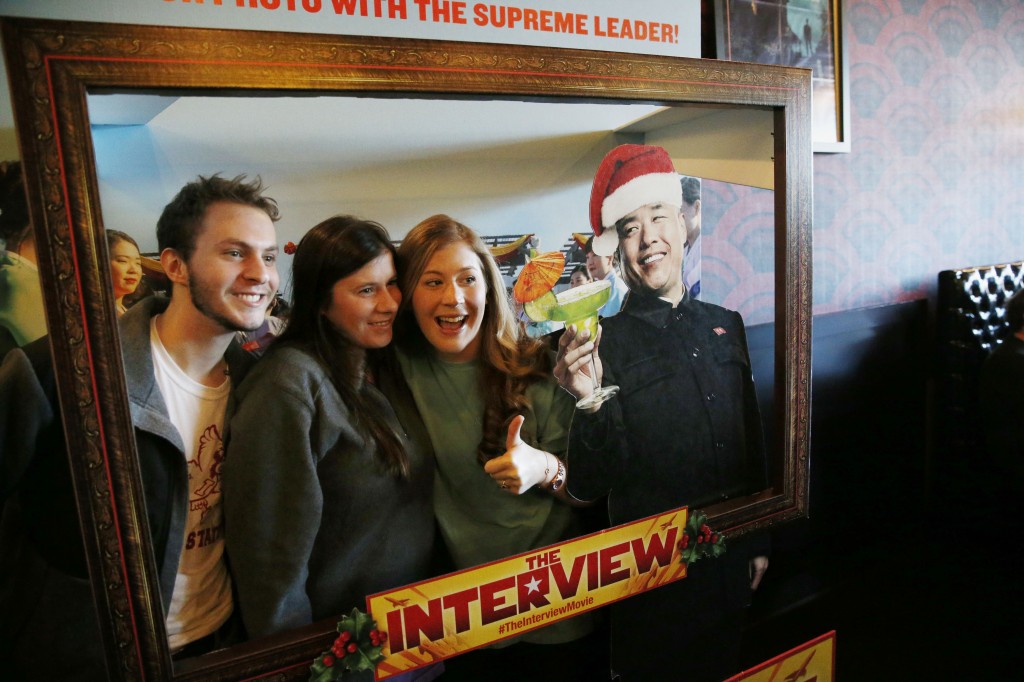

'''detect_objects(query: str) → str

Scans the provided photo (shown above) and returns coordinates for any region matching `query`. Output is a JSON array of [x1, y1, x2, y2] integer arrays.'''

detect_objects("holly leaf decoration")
[[677, 510, 727, 566], [309, 608, 388, 680]]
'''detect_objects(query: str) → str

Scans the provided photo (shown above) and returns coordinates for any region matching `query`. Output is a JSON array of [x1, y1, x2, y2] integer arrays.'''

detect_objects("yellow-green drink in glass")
[[553, 279, 619, 409]]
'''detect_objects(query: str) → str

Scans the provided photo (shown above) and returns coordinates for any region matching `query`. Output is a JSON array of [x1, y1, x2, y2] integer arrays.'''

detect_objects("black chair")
[[933, 261, 1023, 507]]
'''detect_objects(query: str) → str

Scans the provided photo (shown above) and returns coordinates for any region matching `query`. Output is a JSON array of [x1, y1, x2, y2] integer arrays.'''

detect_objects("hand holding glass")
[[527, 278, 619, 409]]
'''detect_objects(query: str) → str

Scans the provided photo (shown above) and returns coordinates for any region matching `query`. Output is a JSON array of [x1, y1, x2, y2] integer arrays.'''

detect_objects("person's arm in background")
[[0, 250, 47, 347], [733, 311, 771, 589], [0, 339, 53, 500]]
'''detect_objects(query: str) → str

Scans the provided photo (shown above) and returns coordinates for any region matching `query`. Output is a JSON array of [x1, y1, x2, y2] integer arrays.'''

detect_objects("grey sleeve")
[[222, 363, 326, 638], [0, 347, 54, 501]]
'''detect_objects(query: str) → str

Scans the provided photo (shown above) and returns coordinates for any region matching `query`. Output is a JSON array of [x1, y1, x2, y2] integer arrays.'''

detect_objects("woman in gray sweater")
[[223, 217, 437, 679]]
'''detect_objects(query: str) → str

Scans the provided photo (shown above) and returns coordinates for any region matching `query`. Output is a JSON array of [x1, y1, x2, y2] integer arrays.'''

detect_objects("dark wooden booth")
[[741, 261, 1023, 680]]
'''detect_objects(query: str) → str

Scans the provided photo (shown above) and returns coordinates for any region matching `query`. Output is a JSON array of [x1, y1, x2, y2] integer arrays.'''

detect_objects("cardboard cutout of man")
[[555, 144, 769, 681]]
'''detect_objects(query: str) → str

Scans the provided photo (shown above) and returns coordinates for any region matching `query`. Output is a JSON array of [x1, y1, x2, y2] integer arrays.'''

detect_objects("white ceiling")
[[87, 93, 773, 271], [88, 93, 669, 200]]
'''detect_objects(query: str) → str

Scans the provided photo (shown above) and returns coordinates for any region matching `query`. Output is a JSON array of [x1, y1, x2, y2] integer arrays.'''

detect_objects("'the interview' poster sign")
[[367, 506, 690, 679]]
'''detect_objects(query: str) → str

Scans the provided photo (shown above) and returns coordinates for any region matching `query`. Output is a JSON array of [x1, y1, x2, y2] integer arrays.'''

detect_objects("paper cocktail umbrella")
[[512, 250, 565, 303]]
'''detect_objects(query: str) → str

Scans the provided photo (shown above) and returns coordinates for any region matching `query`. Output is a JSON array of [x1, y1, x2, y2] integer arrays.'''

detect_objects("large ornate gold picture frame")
[[2, 17, 812, 681]]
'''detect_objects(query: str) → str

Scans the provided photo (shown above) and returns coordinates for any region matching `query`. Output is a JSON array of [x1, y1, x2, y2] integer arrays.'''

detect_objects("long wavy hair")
[[272, 215, 409, 477], [396, 214, 551, 463]]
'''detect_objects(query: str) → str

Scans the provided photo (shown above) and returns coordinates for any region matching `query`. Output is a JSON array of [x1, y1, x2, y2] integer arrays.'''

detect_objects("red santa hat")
[[588, 144, 681, 256]]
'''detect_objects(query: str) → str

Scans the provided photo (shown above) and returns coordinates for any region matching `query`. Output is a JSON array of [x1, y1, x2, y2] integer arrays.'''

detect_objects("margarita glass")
[[526, 278, 619, 409]]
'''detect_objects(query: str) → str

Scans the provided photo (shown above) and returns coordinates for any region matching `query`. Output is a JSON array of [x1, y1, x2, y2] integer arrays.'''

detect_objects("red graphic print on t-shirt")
[[187, 423, 225, 523]]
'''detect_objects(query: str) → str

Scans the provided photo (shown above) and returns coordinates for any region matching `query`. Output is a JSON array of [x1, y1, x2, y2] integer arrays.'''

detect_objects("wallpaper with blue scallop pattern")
[[704, 0, 1024, 325]]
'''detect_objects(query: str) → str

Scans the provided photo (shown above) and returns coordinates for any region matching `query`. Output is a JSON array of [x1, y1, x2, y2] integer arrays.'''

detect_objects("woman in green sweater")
[[387, 214, 606, 681]]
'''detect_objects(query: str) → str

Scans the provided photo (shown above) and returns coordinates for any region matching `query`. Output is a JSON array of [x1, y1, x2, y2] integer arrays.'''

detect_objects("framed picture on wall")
[[715, 0, 850, 153]]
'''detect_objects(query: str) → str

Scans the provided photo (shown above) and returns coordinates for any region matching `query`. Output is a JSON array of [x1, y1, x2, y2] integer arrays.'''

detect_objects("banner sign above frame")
[[0, 0, 700, 58]]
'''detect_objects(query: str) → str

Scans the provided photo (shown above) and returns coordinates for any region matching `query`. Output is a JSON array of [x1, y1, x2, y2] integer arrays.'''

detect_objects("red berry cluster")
[[369, 629, 388, 647], [695, 523, 718, 545], [312, 609, 389, 678], [677, 524, 719, 552], [323, 628, 389, 668], [283, 241, 297, 255], [328, 630, 357, 663]]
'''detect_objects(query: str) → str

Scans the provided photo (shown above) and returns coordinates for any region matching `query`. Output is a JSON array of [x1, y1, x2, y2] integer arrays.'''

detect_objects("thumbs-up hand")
[[483, 415, 554, 495]]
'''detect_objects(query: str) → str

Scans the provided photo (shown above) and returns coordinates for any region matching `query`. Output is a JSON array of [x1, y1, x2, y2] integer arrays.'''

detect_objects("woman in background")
[[384, 214, 605, 681], [568, 263, 592, 289], [223, 216, 439, 681], [106, 229, 142, 316]]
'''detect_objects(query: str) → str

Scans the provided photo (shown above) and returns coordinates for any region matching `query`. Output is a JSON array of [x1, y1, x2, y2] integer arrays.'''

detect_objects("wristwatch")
[[549, 459, 566, 491]]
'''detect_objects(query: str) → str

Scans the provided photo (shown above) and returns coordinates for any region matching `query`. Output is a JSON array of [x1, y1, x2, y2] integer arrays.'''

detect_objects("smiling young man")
[[121, 175, 280, 658], [0, 174, 279, 677], [555, 145, 768, 682]]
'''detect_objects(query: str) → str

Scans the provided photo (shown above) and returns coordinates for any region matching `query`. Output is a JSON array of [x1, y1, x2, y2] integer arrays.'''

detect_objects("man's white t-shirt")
[[150, 319, 233, 651]]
